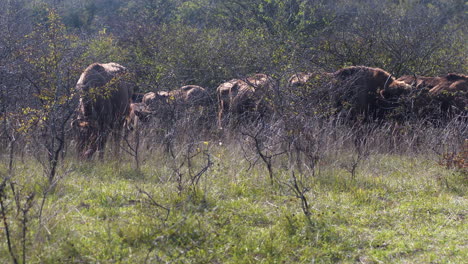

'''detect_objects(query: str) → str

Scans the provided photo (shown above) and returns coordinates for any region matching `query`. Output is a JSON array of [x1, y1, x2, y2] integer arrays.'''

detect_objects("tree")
[[19, 6, 83, 182]]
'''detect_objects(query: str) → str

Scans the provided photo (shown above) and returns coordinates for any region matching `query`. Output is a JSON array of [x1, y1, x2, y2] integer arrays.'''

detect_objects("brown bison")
[[124, 102, 152, 131], [330, 66, 413, 120], [287, 72, 313, 89], [217, 73, 277, 129], [397, 73, 467, 115], [143, 85, 209, 109], [73, 62, 134, 159], [142, 85, 211, 120], [397, 75, 442, 90], [430, 73, 468, 94], [397, 73, 467, 94]]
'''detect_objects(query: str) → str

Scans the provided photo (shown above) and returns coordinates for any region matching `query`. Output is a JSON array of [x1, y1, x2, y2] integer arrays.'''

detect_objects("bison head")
[[380, 79, 414, 99]]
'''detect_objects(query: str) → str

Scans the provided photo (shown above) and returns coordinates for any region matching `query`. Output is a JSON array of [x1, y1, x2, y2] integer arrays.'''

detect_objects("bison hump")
[[77, 62, 127, 89]]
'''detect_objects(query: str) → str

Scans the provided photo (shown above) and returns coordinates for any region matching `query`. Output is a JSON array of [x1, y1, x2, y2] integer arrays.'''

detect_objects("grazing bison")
[[430, 73, 468, 94], [397, 75, 442, 90], [144, 85, 209, 109], [397, 73, 467, 115], [73, 62, 133, 159], [142, 85, 211, 120], [217, 73, 277, 129], [331, 66, 413, 120], [287, 72, 313, 89], [397, 73, 467, 94], [124, 102, 152, 131]]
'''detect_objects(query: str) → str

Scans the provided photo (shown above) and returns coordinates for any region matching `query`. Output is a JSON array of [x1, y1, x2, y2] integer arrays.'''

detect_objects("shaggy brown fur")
[[430, 73, 467, 94], [124, 102, 151, 131], [397, 73, 467, 116], [143, 85, 210, 117], [397, 73, 467, 94], [73, 62, 133, 159], [334, 66, 412, 93], [217, 73, 276, 129], [397, 75, 442, 90], [331, 66, 413, 120], [287, 72, 313, 89]]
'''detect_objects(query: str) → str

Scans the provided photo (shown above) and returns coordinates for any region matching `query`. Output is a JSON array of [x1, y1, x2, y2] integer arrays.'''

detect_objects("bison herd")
[[72, 63, 467, 159]]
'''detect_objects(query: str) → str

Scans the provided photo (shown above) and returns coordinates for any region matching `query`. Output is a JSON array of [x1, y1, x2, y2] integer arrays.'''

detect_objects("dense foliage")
[[0, 0, 467, 263], [1, 0, 466, 97]]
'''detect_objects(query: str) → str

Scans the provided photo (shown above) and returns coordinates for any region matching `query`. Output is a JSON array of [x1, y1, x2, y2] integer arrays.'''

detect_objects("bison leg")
[[96, 131, 109, 160], [84, 148, 96, 160], [82, 134, 98, 160], [217, 100, 225, 130], [77, 137, 87, 159], [111, 128, 122, 158], [77, 131, 96, 160]]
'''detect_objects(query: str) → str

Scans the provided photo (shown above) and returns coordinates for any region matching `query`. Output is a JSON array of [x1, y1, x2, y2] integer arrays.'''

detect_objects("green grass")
[[0, 148, 466, 263]]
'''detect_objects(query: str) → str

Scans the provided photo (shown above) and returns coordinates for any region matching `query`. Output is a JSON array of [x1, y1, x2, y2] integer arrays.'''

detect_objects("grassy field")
[[0, 142, 467, 263]]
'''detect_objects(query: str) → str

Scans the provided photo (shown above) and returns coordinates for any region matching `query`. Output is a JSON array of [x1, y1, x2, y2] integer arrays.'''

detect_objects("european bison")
[[397, 75, 442, 90], [397, 73, 467, 94], [124, 102, 151, 131], [287, 72, 313, 89], [397, 73, 467, 115], [144, 85, 209, 109], [73, 62, 133, 159], [217, 73, 276, 129], [142, 85, 211, 120], [331, 66, 413, 120]]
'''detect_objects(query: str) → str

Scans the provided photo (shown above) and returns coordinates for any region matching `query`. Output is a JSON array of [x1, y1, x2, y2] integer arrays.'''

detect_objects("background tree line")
[[2, 0, 466, 94]]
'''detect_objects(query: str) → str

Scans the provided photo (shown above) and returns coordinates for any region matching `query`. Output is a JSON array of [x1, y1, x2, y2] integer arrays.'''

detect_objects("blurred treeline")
[[0, 0, 466, 101]]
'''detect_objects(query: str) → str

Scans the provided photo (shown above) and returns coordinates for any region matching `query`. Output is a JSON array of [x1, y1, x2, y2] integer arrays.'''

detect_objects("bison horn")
[[383, 74, 393, 90]]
